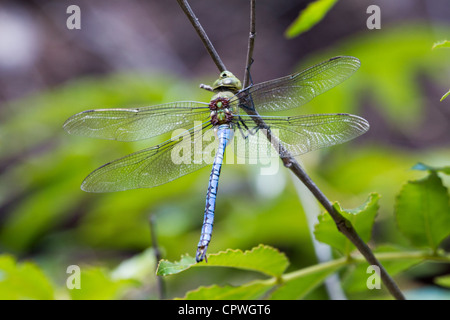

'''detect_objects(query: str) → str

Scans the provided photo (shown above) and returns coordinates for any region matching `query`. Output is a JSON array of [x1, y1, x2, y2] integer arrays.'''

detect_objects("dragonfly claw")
[[196, 246, 208, 263]]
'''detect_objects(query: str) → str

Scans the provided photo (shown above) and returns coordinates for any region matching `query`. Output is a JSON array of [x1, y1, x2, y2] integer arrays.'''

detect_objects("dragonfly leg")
[[236, 118, 260, 139], [199, 83, 214, 92], [246, 124, 260, 136], [235, 119, 249, 139]]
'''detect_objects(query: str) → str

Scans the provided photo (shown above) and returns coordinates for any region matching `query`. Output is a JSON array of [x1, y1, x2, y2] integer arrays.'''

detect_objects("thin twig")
[[243, 0, 256, 88], [149, 214, 165, 300], [176, 0, 405, 300], [176, 0, 226, 72]]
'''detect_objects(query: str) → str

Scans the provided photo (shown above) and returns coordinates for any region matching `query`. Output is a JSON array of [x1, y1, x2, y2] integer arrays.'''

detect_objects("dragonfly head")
[[212, 71, 242, 92]]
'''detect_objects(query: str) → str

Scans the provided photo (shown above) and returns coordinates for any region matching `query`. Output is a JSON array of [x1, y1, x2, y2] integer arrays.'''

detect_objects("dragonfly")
[[63, 56, 369, 262]]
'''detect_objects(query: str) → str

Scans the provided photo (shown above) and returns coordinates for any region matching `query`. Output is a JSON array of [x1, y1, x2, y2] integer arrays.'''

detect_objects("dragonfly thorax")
[[209, 92, 237, 125], [209, 71, 242, 126]]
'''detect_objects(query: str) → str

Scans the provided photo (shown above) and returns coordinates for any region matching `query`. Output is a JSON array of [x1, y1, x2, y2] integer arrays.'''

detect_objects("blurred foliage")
[[298, 24, 449, 127], [285, 0, 338, 38], [395, 169, 450, 251], [432, 40, 450, 50], [441, 90, 450, 102], [0, 255, 54, 299], [0, 20, 449, 300], [431, 39, 450, 101], [155, 176, 448, 299]]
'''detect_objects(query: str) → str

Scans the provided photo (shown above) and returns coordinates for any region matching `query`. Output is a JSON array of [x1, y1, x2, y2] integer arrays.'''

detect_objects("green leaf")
[[179, 280, 274, 300], [314, 193, 380, 255], [432, 40, 450, 49], [395, 172, 450, 250], [0, 255, 55, 300], [157, 245, 289, 277], [440, 89, 450, 102], [435, 274, 450, 288], [199, 245, 289, 277], [285, 0, 338, 38], [156, 255, 197, 276], [68, 266, 137, 300], [412, 162, 450, 175]]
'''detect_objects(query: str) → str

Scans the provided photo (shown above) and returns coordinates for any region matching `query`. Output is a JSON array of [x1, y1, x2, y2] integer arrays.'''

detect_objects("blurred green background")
[[0, 0, 449, 299]]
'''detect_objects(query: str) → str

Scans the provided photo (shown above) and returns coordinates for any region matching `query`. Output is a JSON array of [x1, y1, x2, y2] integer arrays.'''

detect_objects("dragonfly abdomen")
[[196, 125, 234, 262]]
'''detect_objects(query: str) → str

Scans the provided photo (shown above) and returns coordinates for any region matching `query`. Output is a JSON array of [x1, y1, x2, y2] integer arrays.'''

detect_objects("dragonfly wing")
[[63, 101, 210, 141], [236, 56, 361, 113], [81, 123, 216, 192], [236, 114, 369, 158]]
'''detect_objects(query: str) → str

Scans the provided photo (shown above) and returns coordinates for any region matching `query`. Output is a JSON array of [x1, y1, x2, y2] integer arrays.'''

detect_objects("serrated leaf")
[[156, 255, 197, 276], [395, 172, 450, 250], [179, 280, 274, 300], [285, 0, 338, 38], [314, 193, 380, 255], [157, 245, 289, 277], [200, 245, 289, 277], [0, 255, 55, 300], [432, 40, 450, 49]]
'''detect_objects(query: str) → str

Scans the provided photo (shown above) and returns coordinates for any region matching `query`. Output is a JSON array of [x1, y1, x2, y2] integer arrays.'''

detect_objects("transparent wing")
[[233, 56, 361, 114], [232, 113, 369, 158], [81, 122, 217, 192], [63, 101, 210, 141]]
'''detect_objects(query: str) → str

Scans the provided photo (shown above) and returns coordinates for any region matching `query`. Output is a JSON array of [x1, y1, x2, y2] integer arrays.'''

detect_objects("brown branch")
[[242, 0, 256, 88], [176, 0, 226, 72]]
